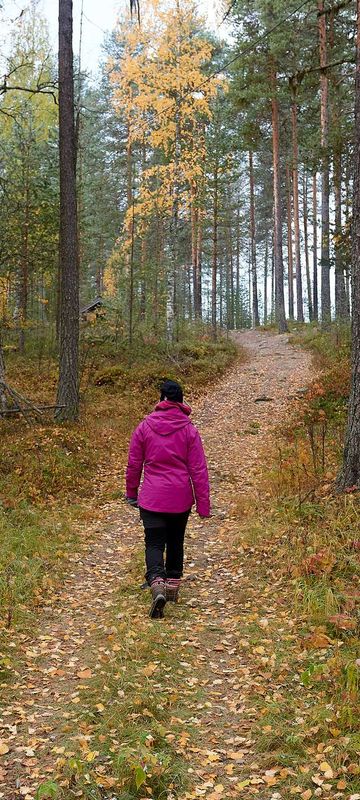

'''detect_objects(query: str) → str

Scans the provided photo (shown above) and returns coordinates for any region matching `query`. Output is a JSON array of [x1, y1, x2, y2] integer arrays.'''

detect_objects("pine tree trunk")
[[333, 147, 348, 320], [235, 204, 241, 328], [191, 185, 199, 318], [249, 151, 260, 326], [291, 86, 304, 323], [271, 66, 288, 333], [271, 230, 275, 322], [337, 0, 360, 490], [312, 173, 319, 320], [197, 211, 203, 320], [56, 0, 80, 421], [211, 163, 218, 340], [318, 0, 331, 325], [303, 172, 313, 321], [264, 236, 268, 325], [286, 164, 294, 320]]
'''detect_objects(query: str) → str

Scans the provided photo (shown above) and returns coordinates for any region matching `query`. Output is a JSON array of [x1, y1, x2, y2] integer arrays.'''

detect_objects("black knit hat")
[[160, 379, 183, 403]]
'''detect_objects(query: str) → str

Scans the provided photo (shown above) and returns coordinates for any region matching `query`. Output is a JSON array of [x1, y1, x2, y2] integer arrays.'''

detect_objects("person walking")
[[126, 379, 210, 618]]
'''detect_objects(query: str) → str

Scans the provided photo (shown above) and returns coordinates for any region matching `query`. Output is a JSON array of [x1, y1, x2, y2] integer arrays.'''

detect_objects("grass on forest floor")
[[0, 325, 238, 645], [36, 559, 205, 800], [231, 323, 360, 795]]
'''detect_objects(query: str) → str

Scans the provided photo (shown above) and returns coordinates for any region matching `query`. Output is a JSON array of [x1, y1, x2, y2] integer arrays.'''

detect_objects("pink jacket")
[[126, 400, 210, 516]]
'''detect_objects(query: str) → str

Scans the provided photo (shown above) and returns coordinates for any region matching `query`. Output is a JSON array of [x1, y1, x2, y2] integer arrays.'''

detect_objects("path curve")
[[0, 331, 312, 799]]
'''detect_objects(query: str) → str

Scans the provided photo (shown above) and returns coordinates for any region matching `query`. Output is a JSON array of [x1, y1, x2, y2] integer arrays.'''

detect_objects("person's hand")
[[125, 496, 138, 508]]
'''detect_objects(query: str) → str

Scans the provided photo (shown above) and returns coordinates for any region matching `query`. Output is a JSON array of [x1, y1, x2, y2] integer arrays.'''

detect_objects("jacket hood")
[[145, 400, 192, 437]]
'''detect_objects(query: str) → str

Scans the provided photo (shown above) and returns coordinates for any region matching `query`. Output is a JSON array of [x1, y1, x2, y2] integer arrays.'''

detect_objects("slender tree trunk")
[[303, 172, 313, 321], [271, 230, 275, 322], [337, 0, 360, 489], [290, 85, 304, 322], [286, 164, 294, 319], [264, 235, 268, 325], [333, 147, 348, 320], [211, 162, 218, 340], [171, 95, 181, 340], [197, 210, 203, 320], [56, 0, 80, 421], [312, 173, 319, 320], [236, 204, 240, 328], [19, 165, 30, 355], [318, 0, 331, 325], [191, 184, 202, 319], [345, 154, 352, 313], [271, 66, 288, 333], [0, 334, 7, 412], [249, 151, 260, 326]]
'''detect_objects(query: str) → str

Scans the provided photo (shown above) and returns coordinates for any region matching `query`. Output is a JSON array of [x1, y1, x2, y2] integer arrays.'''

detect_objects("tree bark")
[[235, 204, 241, 328], [0, 334, 7, 412], [191, 184, 202, 319], [19, 155, 30, 354], [337, 0, 360, 490], [286, 164, 294, 320], [312, 173, 319, 320], [271, 66, 288, 333], [211, 161, 218, 340], [333, 146, 348, 320], [318, 0, 331, 325], [291, 85, 304, 322], [264, 235, 268, 325], [249, 151, 260, 327], [56, 0, 80, 421], [303, 172, 313, 321]]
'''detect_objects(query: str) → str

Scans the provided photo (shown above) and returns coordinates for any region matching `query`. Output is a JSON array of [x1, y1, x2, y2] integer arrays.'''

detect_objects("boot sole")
[[149, 593, 166, 619]]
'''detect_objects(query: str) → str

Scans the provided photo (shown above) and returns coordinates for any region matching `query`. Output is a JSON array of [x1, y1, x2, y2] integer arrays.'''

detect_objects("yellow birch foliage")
[[108, 0, 221, 253]]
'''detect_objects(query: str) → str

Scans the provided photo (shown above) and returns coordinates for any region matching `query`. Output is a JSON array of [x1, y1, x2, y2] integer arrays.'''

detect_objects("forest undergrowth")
[[0, 326, 237, 638], [232, 323, 360, 796]]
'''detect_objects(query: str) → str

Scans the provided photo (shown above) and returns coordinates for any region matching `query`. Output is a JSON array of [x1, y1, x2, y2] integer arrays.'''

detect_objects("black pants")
[[143, 511, 190, 584]]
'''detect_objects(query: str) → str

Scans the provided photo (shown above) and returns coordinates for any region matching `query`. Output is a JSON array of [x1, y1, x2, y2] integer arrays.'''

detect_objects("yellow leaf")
[[142, 662, 158, 677], [319, 761, 333, 778], [0, 742, 9, 755]]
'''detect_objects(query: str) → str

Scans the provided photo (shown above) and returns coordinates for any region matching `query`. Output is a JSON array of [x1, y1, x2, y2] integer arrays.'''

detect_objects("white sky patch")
[[1, 0, 230, 74]]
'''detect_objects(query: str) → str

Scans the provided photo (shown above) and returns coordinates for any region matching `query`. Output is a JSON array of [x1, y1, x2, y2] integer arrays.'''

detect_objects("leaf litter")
[[0, 330, 340, 800]]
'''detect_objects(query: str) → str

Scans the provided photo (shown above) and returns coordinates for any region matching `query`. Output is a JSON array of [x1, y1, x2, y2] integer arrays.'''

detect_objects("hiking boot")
[[166, 578, 181, 603], [149, 579, 166, 619]]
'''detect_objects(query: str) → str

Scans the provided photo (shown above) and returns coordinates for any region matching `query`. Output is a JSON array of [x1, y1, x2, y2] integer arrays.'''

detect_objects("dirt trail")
[[0, 331, 312, 799]]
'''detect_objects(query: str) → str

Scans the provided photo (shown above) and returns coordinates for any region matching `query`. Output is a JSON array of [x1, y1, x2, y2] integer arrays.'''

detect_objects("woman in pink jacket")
[[126, 379, 210, 619]]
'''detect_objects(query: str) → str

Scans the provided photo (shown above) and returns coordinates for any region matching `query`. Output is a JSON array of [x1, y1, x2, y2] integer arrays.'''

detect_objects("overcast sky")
[[2, 0, 227, 73]]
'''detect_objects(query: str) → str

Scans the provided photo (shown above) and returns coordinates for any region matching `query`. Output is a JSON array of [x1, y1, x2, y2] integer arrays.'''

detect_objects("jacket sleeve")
[[187, 425, 210, 517], [126, 423, 145, 499]]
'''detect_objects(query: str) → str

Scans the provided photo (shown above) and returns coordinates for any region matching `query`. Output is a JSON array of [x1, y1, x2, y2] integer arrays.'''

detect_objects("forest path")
[[0, 331, 312, 800]]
